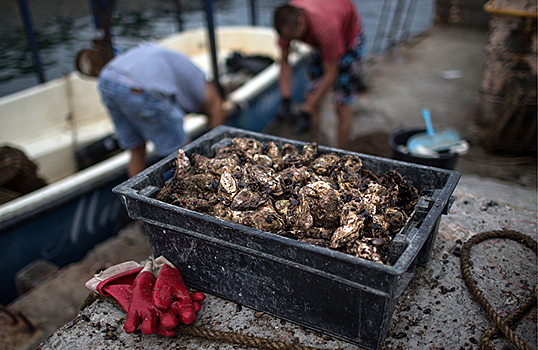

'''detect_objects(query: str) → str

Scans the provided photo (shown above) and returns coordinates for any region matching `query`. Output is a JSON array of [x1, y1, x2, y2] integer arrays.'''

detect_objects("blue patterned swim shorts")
[[307, 33, 365, 105]]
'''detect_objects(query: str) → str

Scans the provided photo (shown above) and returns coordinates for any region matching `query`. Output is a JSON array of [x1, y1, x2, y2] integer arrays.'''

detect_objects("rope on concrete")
[[460, 229, 537, 350], [81, 292, 325, 350], [176, 324, 325, 350]]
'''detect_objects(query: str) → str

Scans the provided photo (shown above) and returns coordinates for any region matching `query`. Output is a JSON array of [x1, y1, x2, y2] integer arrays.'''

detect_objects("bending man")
[[76, 44, 225, 177], [274, 0, 364, 148]]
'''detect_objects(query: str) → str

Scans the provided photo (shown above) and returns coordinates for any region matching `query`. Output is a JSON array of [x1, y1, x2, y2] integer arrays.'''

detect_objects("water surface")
[[0, 0, 434, 98]]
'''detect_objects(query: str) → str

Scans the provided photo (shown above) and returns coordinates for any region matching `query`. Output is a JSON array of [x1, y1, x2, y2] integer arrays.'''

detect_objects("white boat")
[[0, 26, 310, 305]]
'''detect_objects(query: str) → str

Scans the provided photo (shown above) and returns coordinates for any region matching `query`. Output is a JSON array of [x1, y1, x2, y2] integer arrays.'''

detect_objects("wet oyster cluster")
[[156, 138, 420, 264]]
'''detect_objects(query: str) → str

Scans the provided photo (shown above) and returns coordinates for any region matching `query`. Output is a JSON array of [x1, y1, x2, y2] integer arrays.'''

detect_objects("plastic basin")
[[389, 128, 459, 170]]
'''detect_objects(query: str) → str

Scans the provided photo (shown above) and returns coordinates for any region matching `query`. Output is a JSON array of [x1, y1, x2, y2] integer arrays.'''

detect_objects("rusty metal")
[[0, 303, 19, 325], [484, 0, 538, 18]]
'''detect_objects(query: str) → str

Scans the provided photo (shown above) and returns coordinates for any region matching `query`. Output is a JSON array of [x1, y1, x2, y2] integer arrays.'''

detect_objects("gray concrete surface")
[[2, 25, 537, 350], [32, 183, 538, 350]]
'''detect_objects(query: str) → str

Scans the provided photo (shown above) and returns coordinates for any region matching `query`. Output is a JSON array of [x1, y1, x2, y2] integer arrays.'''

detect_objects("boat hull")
[[226, 60, 308, 132], [0, 171, 130, 305]]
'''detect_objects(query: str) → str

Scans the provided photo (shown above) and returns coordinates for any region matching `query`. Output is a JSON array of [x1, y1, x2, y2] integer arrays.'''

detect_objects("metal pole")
[[173, 0, 183, 32], [204, 0, 222, 96], [371, 0, 393, 54], [386, 0, 407, 51], [18, 0, 46, 84], [89, 0, 101, 29], [249, 0, 257, 26], [400, 0, 419, 42]]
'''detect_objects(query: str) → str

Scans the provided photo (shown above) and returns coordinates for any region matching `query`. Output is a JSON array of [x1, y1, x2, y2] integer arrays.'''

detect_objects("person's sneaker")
[[296, 111, 311, 134]]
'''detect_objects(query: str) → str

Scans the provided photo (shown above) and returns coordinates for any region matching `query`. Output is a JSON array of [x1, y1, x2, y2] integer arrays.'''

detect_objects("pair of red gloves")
[[85, 256, 205, 337]]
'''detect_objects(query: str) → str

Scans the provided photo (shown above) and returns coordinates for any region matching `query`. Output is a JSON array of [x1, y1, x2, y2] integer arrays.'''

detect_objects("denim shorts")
[[307, 33, 365, 105], [98, 78, 187, 157]]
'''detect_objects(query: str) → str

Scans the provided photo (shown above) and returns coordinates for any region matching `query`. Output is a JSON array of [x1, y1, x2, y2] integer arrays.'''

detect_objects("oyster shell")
[[302, 181, 341, 228], [232, 137, 263, 160], [265, 141, 282, 164], [217, 166, 238, 204], [231, 204, 284, 232], [330, 200, 368, 249], [231, 188, 268, 210], [312, 153, 340, 175], [347, 241, 384, 263], [173, 149, 192, 180]]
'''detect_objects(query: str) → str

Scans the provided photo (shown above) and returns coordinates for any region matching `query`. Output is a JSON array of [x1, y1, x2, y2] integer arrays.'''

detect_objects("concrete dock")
[[1, 25, 536, 350]]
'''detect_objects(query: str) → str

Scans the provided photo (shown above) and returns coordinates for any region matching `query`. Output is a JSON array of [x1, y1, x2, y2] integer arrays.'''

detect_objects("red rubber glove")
[[191, 292, 206, 312], [86, 261, 143, 312], [157, 291, 205, 332], [85, 261, 175, 336], [153, 257, 205, 325], [124, 261, 160, 335]]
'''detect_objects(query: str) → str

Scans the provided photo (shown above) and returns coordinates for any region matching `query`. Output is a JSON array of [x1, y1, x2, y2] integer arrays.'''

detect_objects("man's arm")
[[302, 60, 339, 114]]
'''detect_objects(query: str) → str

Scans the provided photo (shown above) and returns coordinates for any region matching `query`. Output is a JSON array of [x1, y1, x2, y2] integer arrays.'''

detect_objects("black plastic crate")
[[113, 126, 460, 350]]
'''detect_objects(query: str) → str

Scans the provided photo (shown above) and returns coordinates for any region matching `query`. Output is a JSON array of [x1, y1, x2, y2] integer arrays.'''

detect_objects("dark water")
[[0, 0, 434, 98]]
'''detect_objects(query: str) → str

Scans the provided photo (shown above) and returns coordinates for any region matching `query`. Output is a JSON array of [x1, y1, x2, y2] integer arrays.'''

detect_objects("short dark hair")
[[273, 5, 302, 35], [75, 38, 114, 77]]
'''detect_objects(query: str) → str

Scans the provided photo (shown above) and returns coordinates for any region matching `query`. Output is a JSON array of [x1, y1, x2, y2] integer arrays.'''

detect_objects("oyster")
[[265, 141, 282, 164], [329, 200, 368, 249], [253, 154, 273, 167], [232, 137, 263, 159], [231, 204, 284, 232], [312, 153, 340, 175], [347, 241, 383, 263], [381, 170, 419, 213], [301, 142, 318, 162], [244, 163, 283, 197], [291, 190, 314, 231], [217, 166, 238, 204], [231, 188, 268, 210], [173, 149, 192, 180], [301, 181, 341, 228], [206, 154, 241, 176]]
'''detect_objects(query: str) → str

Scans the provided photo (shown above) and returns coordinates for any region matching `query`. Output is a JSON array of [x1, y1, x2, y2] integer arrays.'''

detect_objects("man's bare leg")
[[128, 142, 146, 178], [336, 103, 353, 149], [202, 82, 225, 128], [309, 108, 321, 143]]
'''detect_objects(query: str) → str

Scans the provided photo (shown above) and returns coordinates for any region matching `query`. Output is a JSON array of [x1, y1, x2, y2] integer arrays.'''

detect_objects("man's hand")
[[296, 111, 312, 134], [276, 97, 291, 121]]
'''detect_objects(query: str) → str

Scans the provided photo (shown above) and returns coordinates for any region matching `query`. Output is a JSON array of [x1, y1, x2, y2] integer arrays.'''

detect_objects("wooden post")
[[479, 0, 537, 154]]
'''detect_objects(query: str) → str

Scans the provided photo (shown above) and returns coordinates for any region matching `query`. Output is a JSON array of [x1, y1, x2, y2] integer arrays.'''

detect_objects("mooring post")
[[204, 0, 223, 97], [17, 0, 46, 84]]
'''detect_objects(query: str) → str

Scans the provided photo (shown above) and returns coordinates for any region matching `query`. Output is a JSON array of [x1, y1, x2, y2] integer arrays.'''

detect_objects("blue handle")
[[421, 108, 434, 135]]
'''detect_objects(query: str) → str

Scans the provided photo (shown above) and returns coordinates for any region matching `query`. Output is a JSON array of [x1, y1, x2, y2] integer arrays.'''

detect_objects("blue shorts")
[[307, 33, 365, 105], [98, 78, 187, 157]]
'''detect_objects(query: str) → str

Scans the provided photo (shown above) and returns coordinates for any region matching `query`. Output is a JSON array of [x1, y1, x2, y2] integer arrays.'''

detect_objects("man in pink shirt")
[[274, 0, 364, 148]]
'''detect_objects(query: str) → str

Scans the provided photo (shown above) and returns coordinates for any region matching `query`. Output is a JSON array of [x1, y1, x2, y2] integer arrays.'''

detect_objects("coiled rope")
[[175, 324, 324, 350], [460, 230, 537, 350]]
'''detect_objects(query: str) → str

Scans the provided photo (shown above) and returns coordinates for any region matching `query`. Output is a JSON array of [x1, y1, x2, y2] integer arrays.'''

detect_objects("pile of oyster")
[[156, 138, 420, 265]]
